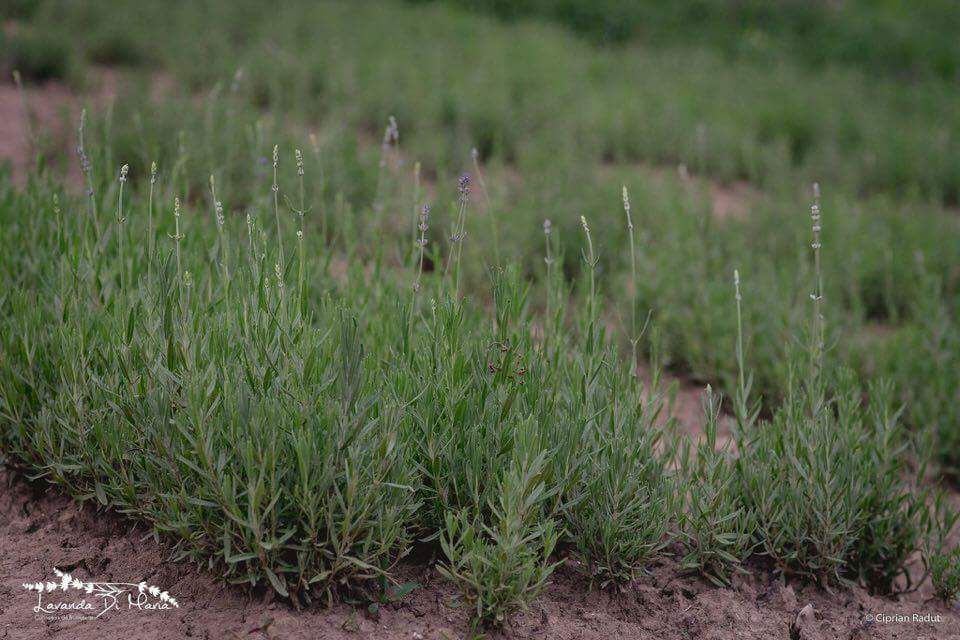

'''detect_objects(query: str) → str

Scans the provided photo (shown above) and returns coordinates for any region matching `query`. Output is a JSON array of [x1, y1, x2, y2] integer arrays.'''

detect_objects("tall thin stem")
[[732, 267, 758, 436], [297, 229, 305, 311], [116, 164, 129, 291], [580, 215, 597, 325], [172, 197, 183, 285], [295, 149, 306, 309], [272, 145, 284, 266], [297, 149, 305, 216], [148, 162, 157, 284], [445, 174, 470, 298], [809, 182, 825, 387], [246, 213, 253, 255], [413, 205, 430, 295], [543, 219, 554, 340], [77, 109, 99, 243], [622, 185, 638, 373], [374, 116, 398, 217], [409, 204, 430, 345], [734, 269, 745, 400], [209, 175, 229, 284]]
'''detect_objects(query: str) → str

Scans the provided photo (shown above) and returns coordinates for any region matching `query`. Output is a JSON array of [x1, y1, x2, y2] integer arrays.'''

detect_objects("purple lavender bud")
[[419, 204, 431, 232]]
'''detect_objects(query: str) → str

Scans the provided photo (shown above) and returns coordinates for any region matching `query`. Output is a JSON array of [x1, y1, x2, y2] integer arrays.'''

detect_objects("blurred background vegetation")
[[428, 0, 960, 81]]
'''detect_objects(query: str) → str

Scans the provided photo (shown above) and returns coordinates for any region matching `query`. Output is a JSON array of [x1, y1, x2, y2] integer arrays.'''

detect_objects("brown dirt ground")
[[0, 71, 120, 188], [0, 80, 76, 186], [2, 466, 958, 640]]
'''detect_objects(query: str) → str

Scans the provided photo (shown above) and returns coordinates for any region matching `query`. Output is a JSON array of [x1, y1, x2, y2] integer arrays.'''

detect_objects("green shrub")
[[2, 29, 72, 81], [439, 453, 559, 628], [737, 371, 935, 591], [731, 193, 943, 592], [560, 377, 676, 586], [679, 386, 754, 586], [931, 547, 960, 604], [85, 26, 153, 67], [880, 272, 960, 477]]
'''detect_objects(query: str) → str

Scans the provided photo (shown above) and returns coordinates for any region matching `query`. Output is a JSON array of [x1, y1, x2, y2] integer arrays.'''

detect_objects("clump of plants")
[[879, 270, 960, 479], [549, 213, 678, 587], [2, 28, 73, 82], [439, 453, 560, 629], [930, 546, 960, 604], [559, 364, 676, 586], [678, 385, 755, 586], [731, 189, 951, 593], [0, 113, 682, 628]]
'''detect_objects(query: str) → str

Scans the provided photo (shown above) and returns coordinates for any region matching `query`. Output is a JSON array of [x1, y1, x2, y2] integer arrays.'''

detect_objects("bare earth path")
[[1, 467, 957, 640]]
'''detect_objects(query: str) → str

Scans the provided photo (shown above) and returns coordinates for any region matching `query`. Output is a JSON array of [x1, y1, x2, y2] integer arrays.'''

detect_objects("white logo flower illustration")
[[23, 568, 179, 608]]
